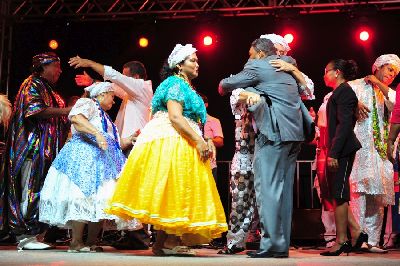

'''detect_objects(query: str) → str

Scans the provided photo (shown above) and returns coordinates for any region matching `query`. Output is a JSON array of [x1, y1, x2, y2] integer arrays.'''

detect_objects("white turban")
[[260, 33, 291, 53], [84, 82, 113, 98], [372, 54, 400, 75], [167, 44, 197, 69]]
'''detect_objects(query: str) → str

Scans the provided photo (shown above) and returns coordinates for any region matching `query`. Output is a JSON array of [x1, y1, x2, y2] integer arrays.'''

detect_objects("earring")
[[335, 74, 338, 78]]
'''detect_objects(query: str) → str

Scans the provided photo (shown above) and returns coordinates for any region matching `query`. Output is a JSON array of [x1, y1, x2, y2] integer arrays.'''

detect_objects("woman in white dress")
[[39, 82, 139, 252]]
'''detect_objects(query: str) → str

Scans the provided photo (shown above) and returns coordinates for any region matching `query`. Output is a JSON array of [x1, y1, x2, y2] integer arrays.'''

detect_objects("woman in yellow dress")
[[106, 44, 228, 256]]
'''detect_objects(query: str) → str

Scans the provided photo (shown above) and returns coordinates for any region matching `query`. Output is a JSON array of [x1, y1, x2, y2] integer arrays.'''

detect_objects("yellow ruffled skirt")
[[106, 112, 227, 244]]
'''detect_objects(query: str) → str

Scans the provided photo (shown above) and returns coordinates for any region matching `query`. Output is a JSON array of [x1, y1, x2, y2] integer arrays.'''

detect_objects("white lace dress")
[[348, 78, 394, 205], [39, 98, 141, 230]]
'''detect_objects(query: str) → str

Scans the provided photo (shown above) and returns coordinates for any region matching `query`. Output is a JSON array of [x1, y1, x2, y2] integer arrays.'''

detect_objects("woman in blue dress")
[[39, 82, 140, 252]]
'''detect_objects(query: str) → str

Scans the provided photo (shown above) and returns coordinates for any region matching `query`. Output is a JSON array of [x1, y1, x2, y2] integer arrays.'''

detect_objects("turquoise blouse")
[[151, 75, 207, 125]]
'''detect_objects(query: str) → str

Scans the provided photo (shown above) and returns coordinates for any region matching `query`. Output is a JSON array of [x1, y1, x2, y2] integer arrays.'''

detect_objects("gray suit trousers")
[[253, 134, 302, 253]]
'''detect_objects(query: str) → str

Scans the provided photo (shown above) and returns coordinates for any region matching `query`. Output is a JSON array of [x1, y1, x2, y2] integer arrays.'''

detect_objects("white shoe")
[[18, 237, 53, 250]]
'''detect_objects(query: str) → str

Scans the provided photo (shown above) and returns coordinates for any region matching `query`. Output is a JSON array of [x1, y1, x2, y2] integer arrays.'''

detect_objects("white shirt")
[[103, 65, 153, 138]]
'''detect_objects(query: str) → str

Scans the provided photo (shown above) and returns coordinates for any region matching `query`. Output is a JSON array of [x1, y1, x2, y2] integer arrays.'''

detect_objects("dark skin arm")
[[387, 123, 400, 164], [31, 106, 72, 119]]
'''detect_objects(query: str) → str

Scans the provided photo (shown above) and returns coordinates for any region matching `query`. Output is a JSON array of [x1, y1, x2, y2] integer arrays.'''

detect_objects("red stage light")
[[203, 35, 213, 46], [359, 31, 369, 41], [49, 40, 58, 50], [139, 37, 149, 48], [284, 33, 294, 44]]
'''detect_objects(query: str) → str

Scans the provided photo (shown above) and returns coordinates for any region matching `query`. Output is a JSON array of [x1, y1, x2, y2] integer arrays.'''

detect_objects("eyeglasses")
[[324, 68, 335, 75]]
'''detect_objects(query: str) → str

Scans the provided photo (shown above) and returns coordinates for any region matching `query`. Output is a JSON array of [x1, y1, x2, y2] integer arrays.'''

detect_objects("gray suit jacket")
[[219, 55, 304, 142]]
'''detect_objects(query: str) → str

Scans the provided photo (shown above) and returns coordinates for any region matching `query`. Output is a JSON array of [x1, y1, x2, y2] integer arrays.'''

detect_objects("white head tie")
[[167, 44, 197, 69], [260, 33, 291, 53], [372, 54, 400, 75], [84, 82, 113, 98]]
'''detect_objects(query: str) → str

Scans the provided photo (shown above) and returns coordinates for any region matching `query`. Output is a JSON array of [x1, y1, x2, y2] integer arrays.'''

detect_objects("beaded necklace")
[[95, 99, 120, 149], [371, 88, 388, 159], [173, 74, 204, 128]]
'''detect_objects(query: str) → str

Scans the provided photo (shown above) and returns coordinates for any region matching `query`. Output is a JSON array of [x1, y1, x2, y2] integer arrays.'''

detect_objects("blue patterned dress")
[[39, 98, 140, 229]]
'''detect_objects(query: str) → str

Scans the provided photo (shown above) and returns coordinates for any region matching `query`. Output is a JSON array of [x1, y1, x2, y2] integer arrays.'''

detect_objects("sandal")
[[67, 246, 91, 253], [90, 246, 104, 252], [161, 246, 196, 256], [218, 245, 245, 255]]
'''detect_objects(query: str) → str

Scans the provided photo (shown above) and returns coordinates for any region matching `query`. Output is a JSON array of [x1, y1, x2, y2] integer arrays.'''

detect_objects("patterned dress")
[[106, 75, 227, 244], [225, 88, 257, 249], [39, 98, 140, 230], [0, 75, 68, 234]]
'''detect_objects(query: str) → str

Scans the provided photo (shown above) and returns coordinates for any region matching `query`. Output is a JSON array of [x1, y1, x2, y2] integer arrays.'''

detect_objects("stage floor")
[[0, 246, 400, 266]]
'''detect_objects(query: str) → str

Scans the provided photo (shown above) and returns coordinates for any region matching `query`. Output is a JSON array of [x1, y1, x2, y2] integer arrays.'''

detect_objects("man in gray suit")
[[218, 38, 304, 258]]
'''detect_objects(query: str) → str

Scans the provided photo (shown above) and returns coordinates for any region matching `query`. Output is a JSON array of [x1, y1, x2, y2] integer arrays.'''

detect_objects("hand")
[[269, 59, 296, 72], [364, 75, 381, 87], [75, 71, 93, 87], [95, 132, 108, 150], [327, 157, 339, 170], [356, 101, 370, 121], [130, 129, 141, 144], [387, 141, 395, 164], [195, 139, 210, 162], [206, 138, 217, 161], [69, 56, 93, 69], [241, 91, 261, 106]]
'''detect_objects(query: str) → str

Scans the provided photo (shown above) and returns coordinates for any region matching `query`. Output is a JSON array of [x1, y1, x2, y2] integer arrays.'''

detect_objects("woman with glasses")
[[320, 59, 367, 256]]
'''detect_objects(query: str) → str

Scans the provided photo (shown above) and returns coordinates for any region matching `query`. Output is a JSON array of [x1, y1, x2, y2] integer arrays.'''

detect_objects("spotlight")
[[49, 40, 58, 50], [203, 35, 213, 46], [359, 31, 370, 41], [139, 37, 149, 48], [284, 33, 294, 44]]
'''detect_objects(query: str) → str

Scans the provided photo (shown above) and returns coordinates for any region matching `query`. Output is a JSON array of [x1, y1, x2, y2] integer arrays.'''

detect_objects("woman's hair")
[[251, 38, 277, 56], [160, 60, 179, 81], [329, 59, 359, 81], [0, 94, 12, 128]]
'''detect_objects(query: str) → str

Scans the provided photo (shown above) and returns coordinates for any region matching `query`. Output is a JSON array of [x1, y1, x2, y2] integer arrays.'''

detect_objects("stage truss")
[[1, 0, 400, 21]]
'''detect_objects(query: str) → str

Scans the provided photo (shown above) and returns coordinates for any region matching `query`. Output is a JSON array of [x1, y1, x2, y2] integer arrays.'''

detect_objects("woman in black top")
[[320, 59, 367, 256]]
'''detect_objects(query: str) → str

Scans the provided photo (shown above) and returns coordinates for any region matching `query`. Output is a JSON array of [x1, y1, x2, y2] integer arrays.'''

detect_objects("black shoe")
[[352, 232, 368, 251], [247, 249, 288, 258], [217, 245, 245, 255], [320, 241, 351, 256]]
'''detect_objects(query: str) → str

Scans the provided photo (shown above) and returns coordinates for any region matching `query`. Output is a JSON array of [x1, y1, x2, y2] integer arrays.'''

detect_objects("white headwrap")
[[84, 82, 114, 98], [260, 33, 291, 53], [167, 44, 197, 69], [372, 54, 400, 75]]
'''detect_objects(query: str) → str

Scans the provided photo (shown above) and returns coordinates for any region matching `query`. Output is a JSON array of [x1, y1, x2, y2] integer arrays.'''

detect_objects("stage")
[[0, 246, 399, 266]]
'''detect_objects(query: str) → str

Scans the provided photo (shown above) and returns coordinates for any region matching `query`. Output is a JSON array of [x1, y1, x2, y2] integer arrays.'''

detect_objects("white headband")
[[84, 82, 114, 98], [167, 44, 197, 69], [260, 33, 291, 52], [372, 54, 400, 75]]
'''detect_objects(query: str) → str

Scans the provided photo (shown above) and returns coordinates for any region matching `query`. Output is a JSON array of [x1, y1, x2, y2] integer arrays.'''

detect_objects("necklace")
[[95, 99, 120, 149], [175, 74, 194, 89], [371, 88, 388, 159]]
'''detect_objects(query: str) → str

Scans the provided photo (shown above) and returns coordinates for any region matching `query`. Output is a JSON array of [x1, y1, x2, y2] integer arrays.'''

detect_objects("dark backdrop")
[[2, 13, 400, 209]]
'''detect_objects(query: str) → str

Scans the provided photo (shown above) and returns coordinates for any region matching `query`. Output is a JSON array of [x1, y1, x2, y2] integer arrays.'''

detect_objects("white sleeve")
[[103, 65, 145, 100], [112, 83, 127, 100], [230, 88, 245, 116], [388, 88, 396, 104], [68, 98, 96, 120]]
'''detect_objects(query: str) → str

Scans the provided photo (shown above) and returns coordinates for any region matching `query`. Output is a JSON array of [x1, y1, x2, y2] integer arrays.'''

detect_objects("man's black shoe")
[[247, 249, 288, 258]]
